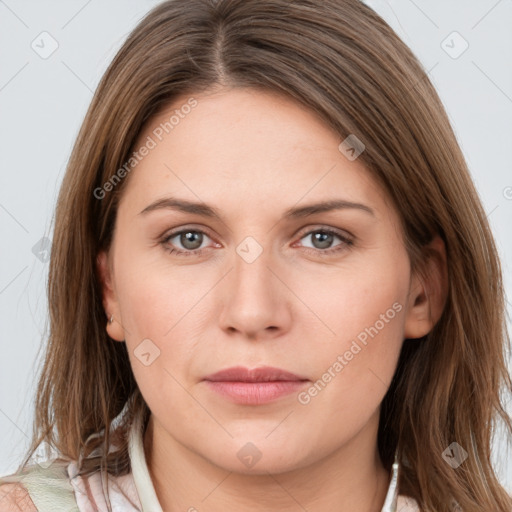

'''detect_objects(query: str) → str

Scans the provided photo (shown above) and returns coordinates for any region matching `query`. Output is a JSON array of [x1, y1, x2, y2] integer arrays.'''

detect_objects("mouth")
[[203, 366, 310, 405]]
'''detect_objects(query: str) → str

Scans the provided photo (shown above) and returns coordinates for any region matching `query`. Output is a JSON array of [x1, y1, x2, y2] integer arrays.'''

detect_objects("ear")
[[403, 235, 448, 340], [96, 250, 125, 342]]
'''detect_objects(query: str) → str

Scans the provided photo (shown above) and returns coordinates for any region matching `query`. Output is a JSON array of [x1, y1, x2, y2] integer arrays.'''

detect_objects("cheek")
[[113, 239, 195, 339], [295, 252, 409, 400], [291, 283, 406, 454], [112, 251, 210, 400], [298, 257, 408, 347]]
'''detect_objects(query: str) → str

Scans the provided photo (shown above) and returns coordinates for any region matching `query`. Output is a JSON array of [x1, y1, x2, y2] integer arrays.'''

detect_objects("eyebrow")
[[138, 197, 375, 219]]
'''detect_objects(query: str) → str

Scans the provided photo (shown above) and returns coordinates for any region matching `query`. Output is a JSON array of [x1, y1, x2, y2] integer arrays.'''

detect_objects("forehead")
[[119, 87, 390, 220]]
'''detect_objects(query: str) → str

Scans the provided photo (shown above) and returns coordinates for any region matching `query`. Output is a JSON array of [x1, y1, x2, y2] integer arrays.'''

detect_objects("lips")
[[203, 366, 310, 405], [204, 366, 308, 383]]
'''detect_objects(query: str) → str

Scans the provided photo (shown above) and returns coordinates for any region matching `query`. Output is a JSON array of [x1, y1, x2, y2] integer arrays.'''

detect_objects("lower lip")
[[204, 380, 309, 405]]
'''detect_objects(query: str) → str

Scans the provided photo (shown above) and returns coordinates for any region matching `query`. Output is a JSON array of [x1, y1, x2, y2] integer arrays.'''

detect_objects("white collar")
[[128, 409, 400, 512], [128, 408, 163, 511]]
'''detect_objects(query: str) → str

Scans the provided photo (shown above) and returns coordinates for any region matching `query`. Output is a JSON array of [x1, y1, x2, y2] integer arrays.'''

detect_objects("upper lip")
[[204, 366, 308, 382]]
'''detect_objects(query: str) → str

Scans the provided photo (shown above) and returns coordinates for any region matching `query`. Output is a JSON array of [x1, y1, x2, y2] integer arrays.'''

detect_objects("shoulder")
[[0, 483, 38, 512], [0, 460, 78, 512]]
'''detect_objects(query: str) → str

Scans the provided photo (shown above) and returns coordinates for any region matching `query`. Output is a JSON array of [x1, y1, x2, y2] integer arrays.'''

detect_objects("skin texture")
[[97, 87, 446, 512]]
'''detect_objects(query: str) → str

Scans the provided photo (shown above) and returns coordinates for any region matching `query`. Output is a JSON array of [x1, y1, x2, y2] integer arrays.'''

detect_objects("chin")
[[202, 439, 312, 476]]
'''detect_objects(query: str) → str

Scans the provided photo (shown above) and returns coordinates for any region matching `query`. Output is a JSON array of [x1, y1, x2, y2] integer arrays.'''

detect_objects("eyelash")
[[160, 226, 354, 258]]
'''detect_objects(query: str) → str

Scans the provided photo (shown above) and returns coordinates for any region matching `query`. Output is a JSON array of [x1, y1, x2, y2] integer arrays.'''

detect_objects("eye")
[[160, 226, 354, 257], [295, 227, 354, 256], [161, 228, 216, 256]]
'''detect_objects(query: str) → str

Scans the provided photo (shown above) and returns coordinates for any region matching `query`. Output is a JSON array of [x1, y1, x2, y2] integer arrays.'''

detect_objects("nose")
[[218, 241, 293, 341]]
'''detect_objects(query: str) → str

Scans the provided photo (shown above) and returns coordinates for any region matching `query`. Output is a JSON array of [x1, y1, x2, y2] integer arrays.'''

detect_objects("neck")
[[143, 410, 391, 512]]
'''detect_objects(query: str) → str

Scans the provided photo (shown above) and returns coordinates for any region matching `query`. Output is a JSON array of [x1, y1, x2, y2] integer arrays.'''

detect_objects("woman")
[[1, 0, 511, 511]]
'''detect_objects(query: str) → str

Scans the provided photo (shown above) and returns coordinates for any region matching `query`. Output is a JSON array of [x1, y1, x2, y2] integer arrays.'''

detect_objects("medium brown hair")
[[9, 0, 512, 510]]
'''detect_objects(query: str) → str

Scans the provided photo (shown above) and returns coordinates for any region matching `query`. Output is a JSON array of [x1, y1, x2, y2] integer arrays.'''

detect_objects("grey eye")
[[300, 230, 341, 250], [168, 230, 208, 251]]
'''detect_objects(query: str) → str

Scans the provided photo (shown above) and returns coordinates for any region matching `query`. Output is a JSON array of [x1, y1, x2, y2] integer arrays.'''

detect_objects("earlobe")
[[403, 235, 448, 340], [96, 250, 125, 342]]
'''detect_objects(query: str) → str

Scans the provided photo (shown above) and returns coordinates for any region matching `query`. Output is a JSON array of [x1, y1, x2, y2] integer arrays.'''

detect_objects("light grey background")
[[1, 0, 511, 492]]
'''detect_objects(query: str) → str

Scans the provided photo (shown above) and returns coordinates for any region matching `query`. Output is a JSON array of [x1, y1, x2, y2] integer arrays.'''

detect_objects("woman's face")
[[98, 87, 429, 474]]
